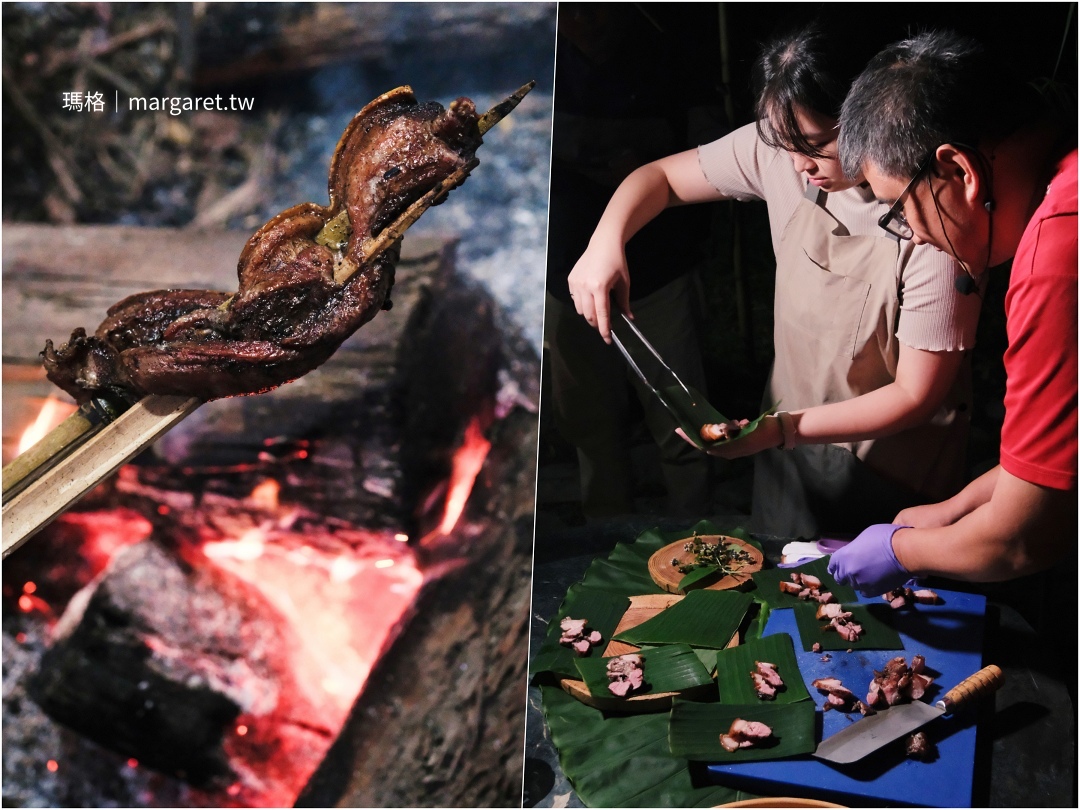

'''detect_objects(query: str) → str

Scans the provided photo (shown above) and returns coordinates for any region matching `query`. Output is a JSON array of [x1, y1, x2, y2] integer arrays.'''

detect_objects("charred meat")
[[906, 730, 937, 761], [812, 677, 873, 715], [883, 586, 942, 609], [43, 88, 483, 403], [780, 571, 835, 604], [866, 655, 934, 709]]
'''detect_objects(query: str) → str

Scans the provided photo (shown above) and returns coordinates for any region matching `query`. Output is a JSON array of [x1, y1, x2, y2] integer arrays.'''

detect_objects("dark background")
[[541, 1, 1078, 519]]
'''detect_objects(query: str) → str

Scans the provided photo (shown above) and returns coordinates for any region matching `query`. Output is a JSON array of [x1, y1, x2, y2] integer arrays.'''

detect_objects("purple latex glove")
[[827, 524, 911, 597]]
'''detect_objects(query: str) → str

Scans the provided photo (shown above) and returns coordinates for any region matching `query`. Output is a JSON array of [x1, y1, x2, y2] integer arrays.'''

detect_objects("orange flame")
[[17, 395, 77, 454], [437, 416, 491, 535], [249, 479, 280, 510]]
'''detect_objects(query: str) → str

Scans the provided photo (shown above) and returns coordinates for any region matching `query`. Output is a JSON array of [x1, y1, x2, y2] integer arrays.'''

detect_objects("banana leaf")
[[538, 520, 767, 807], [676, 564, 724, 591], [714, 633, 812, 705], [530, 590, 630, 682], [660, 384, 774, 450], [793, 602, 904, 651], [541, 685, 749, 807], [668, 698, 817, 761], [750, 556, 858, 607], [576, 522, 761, 598], [574, 644, 714, 699], [613, 589, 753, 649]]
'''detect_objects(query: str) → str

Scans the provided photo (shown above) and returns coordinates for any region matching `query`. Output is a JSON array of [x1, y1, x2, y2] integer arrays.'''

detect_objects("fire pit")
[[2, 226, 539, 807]]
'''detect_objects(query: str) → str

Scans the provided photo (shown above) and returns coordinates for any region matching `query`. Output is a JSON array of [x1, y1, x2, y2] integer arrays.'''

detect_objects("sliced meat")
[[906, 730, 937, 760], [559, 616, 603, 656], [606, 653, 645, 697], [720, 718, 774, 751]]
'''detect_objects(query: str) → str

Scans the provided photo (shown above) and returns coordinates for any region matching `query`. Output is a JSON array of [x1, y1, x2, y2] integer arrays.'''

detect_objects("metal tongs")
[[609, 312, 699, 423]]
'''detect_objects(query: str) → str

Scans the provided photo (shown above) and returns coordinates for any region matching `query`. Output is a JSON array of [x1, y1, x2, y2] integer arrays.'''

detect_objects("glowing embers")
[[199, 515, 422, 715], [16, 468, 424, 807]]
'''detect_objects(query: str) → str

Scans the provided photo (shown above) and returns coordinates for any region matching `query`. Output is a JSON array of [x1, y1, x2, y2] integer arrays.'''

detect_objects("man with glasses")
[[826, 30, 1076, 592]]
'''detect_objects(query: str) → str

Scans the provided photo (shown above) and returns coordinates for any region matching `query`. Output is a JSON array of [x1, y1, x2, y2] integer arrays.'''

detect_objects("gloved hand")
[[827, 524, 911, 597]]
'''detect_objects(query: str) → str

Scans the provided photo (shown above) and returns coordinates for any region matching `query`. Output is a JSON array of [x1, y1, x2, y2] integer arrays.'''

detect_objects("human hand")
[[567, 241, 631, 343], [827, 524, 911, 597]]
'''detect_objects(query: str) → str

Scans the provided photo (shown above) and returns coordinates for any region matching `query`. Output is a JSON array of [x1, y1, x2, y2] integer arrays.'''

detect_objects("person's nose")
[[790, 152, 815, 175]]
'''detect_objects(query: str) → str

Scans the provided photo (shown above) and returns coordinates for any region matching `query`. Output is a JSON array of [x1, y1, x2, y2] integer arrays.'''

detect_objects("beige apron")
[[752, 186, 971, 537]]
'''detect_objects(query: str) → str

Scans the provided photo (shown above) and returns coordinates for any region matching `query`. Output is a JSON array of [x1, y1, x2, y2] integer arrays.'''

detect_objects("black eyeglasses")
[[877, 151, 935, 240]]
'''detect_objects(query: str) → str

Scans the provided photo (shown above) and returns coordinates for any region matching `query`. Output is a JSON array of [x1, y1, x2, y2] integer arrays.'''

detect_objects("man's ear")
[[934, 143, 984, 206]]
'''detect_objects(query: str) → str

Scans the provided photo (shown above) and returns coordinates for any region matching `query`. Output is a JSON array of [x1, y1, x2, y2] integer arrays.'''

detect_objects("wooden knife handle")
[[938, 664, 1004, 713]]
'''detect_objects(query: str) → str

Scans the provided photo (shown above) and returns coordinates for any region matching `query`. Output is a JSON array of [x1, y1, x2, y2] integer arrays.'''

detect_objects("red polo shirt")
[[1000, 149, 1078, 490]]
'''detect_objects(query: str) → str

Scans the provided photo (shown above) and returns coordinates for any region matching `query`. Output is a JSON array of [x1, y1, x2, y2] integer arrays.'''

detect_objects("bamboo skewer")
[[2, 395, 200, 558], [2, 396, 126, 498], [0, 82, 534, 557]]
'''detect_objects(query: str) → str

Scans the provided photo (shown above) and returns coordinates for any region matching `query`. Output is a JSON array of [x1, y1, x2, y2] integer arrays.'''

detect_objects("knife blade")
[[813, 664, 1003, 764]]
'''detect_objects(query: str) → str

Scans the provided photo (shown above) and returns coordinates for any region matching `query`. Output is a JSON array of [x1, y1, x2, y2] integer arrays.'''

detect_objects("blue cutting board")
[[707, 587, 987, 807]]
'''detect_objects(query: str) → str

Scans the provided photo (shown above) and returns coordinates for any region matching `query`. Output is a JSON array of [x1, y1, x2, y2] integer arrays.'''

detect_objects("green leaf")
[[792, 601, 904, 651], [746, 600, 771, 642], [750, 556, 858, 607], [676, 564, 722, 591], [530, 590, 630, 682], [541, 685, 744, 807], [574, 644, 715, 700], [668, 699, 817, 762], [536, 521, 769, 807], [659, 385, 774, 450], [714, 634, 812, 705], [613, 589, 753, 649]]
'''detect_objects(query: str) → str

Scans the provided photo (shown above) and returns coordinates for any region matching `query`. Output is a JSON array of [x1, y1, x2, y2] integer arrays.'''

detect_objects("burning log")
[[6, 225, 540, 807], [28, 540, 316, 789]]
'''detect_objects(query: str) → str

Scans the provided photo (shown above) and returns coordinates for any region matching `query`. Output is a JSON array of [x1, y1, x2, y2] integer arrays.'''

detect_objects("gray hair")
[[839, 31, 1005, 179]]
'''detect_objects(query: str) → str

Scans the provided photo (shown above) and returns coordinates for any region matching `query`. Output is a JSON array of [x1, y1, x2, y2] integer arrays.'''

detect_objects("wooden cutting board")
[[648, 535, 763, 594]]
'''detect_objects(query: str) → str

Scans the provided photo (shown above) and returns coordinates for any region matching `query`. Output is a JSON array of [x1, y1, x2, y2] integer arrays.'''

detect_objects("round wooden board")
[[718, 799, 846, 808], [558, 593, 739, 712], [648, 535, 763, 594]]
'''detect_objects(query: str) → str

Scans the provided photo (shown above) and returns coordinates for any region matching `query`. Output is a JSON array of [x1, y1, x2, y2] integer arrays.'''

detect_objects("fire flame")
[[437, 416, 491, 535], [249, 479, 280, 510], [17, 395, 77, 455]]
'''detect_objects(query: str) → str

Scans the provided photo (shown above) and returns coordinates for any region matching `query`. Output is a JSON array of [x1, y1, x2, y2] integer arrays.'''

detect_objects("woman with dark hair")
[[567, 20, 983, 537]]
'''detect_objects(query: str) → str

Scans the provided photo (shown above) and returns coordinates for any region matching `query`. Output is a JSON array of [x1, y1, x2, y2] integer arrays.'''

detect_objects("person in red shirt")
[[828, 30, 1077, 592]]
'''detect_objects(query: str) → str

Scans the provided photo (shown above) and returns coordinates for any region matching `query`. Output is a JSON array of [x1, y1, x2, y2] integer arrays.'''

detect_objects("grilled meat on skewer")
[[44, 87, 482, 403]]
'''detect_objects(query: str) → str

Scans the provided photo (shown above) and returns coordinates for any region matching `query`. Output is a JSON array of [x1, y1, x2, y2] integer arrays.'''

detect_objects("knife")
[[814, 664, 1004, 764]]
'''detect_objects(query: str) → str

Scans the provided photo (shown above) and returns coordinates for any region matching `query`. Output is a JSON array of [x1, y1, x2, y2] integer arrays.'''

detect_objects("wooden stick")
[[320, 80, 536, 278], [2, 395, 200, 558], [1, 81, 537, 556], [2, 397, 126, 498]]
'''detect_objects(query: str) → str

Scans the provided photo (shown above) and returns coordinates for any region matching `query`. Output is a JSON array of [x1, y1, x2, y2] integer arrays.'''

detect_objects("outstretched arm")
[[567, 149, 725, 342], [694, 343, 965, 458]]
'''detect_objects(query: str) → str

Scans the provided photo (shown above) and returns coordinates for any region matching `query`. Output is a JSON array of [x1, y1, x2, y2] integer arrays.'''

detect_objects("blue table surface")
[[707, 587, 987, 808]]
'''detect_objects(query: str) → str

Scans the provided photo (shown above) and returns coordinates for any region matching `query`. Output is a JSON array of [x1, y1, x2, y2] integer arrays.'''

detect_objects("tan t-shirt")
[[697, 123, 981, 352]]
